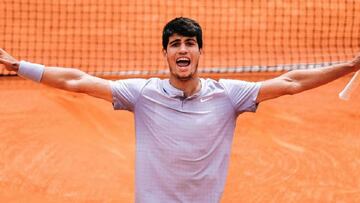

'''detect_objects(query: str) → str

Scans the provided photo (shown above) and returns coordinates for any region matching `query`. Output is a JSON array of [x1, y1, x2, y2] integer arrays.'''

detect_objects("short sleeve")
[[219, 79, 261, 113], [110, 79, 148, 111]]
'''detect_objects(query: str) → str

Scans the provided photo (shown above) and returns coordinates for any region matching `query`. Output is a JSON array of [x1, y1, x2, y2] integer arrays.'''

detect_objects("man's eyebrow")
[[169, 38, 196, 44], [185, 38, 196, 42], [169, 39, 181, 44]]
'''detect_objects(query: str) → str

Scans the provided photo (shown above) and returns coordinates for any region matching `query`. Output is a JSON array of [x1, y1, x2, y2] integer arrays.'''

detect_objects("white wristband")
[[18, 61, 45, 82]]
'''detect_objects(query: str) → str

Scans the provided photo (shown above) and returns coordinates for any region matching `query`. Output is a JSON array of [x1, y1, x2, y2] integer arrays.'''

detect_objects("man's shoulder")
[[201, 77, 241, 85], [202, 78, 260, 95], [112, 77, 161, 86], [201, 77, 225, 88], [131, 77, 164, 92]]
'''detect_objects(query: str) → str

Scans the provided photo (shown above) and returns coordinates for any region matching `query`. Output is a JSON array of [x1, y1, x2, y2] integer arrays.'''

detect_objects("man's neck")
[[169, 76, 201, 98]]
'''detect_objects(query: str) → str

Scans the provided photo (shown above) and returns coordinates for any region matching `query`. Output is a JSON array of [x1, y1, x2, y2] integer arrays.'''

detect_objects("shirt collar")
[[162, 78, 204, 99]]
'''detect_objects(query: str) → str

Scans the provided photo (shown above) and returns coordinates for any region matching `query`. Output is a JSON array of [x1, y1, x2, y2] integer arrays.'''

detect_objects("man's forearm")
[[283, 62, 357, 94], [0, 49, 88, 93], [18, 60, 90, 92], [40, 65, 113, 102], [0, 50, 112, 101], [40, 66, 88, 92]]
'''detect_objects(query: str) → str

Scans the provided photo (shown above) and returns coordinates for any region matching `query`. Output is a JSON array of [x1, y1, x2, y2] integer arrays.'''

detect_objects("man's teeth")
[[176, 60, 190, 67], [176, 58, 191, 67], [176, 57, 190, 62]]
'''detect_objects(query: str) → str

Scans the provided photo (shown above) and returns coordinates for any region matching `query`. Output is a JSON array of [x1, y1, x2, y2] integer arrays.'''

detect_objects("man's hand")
[[0, 48, 19, 72], [349, 53, 360, 71]]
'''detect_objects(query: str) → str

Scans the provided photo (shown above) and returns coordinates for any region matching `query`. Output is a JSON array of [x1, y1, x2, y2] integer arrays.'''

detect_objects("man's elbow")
[[282, 77, 304, 95], [287, 82, 307, 95], [63, 74, 88, 93]]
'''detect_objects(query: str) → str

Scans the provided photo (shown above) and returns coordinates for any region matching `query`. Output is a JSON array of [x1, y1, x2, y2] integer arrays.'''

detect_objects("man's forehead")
[[169, 34, 197, 42]]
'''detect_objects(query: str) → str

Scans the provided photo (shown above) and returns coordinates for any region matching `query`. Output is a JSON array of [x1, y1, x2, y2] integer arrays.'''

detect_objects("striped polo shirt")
[[110, 78, 261, 203]]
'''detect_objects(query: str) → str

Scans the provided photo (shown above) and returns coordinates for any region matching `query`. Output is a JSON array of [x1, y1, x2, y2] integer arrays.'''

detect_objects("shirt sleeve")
[[110, 78, 148, 111], [219, 79, 262, 113]]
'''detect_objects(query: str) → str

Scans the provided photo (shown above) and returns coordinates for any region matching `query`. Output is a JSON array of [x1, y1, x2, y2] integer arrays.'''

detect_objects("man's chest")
[[136, 92, 235, 133]]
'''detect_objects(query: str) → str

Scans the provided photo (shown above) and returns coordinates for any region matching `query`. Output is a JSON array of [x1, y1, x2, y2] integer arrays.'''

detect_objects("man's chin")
[[170, 65, 198, 81], [174, 72, 194, 81], [177, 76, 192, 81]]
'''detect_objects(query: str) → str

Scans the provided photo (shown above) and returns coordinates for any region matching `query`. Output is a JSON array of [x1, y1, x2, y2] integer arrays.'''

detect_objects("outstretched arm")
[[256, 54, 360, 103], [0, 48, 112, 102]]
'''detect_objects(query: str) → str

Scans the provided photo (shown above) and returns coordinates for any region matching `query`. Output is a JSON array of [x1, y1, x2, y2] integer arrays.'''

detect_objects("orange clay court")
[[1, 0, 360, 202], [0, 75, 359, 202]]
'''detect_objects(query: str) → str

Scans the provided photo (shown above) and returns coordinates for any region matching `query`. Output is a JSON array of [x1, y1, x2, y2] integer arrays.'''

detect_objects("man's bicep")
[[77, 75, 113, 102], [256, 76, 294, 103], [41, 67, 113, 102]]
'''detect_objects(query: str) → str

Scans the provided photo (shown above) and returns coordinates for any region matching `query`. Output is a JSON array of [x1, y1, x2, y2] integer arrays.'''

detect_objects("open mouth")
[[176, 57, 191, 67]]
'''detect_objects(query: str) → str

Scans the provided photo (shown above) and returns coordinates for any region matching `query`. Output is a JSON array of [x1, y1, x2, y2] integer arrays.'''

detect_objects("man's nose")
[[178, 43, 188, 54]]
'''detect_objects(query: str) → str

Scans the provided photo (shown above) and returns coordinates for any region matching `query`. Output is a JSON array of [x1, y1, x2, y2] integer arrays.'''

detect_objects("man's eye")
[[171, 43, 180, 47]]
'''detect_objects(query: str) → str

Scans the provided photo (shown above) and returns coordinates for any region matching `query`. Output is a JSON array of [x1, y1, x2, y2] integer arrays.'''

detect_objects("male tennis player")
[[1, 17, 359, 203]]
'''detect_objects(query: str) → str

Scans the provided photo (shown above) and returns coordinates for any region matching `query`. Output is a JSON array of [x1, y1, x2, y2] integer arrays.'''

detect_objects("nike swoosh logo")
[[200, 97, 213, 102]]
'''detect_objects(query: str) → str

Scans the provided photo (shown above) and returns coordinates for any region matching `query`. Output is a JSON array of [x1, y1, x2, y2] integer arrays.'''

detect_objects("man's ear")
[[163, 49, 167, 57], [199, 48, 203, 55]]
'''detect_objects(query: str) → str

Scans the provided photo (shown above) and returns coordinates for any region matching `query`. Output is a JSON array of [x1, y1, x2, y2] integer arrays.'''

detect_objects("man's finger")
[[0, 48, 11, 58], [0, 57, 11, 65]]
